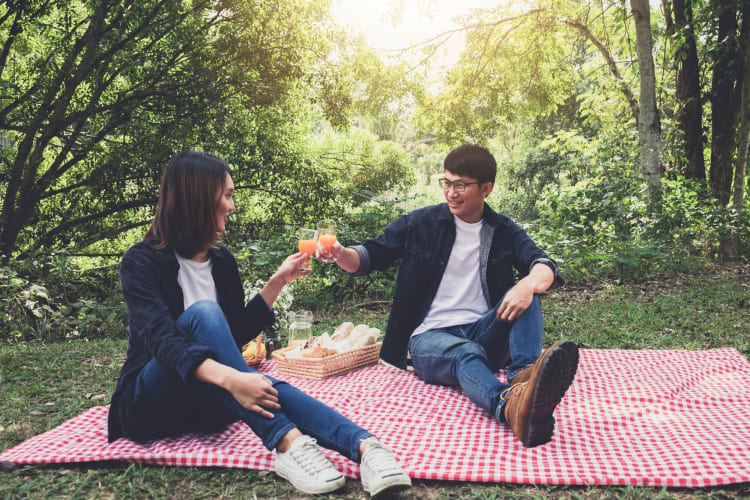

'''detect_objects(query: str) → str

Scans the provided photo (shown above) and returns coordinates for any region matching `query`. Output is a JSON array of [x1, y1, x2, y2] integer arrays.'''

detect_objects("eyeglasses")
[[438, 178, 481, 192]]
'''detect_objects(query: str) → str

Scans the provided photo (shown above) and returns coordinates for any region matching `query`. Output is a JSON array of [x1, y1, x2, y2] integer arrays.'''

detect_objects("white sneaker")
[[274, 435, 345, 494], [360, 440, 411, 497]]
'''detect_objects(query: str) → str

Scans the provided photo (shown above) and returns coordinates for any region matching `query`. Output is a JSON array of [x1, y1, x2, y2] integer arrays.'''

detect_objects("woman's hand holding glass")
[[275, 252, 311, 284], [260, 252, 310, 308]]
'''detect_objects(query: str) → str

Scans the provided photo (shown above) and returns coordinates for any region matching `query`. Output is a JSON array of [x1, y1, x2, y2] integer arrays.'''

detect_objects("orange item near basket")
[[243, 334, 265, 367]]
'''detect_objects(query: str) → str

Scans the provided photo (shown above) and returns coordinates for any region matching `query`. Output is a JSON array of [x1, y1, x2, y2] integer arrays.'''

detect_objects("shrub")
[[532, 174, 746, 282], [1, 252, 127, 343]]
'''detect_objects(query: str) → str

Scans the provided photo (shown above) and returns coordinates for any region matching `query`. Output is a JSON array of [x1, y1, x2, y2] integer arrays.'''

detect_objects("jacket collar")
[[481, 203, 502, 227], [207, 245, 227, 260], [437, 203, 453, 223]]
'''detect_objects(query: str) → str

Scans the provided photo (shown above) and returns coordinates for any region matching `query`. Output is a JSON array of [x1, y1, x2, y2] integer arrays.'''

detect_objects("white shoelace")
[[288, 437, 335, 476], [363, 442, 401, 477]]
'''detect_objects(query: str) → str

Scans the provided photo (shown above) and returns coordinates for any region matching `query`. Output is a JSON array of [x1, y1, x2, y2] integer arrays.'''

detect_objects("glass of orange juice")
[[316, 219, 336, 254], [297, 228, 317, 257]]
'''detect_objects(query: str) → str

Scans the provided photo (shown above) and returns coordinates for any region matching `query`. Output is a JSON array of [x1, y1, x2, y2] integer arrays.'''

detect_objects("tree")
[[412, 2, 662, 188], [735, 9, 750, 213], [709, 0, 744, 207], [727, 0, 750, 259], [663, 0, 704, 181], [630, 0, 662, 192], [0, 0, 363, 259]]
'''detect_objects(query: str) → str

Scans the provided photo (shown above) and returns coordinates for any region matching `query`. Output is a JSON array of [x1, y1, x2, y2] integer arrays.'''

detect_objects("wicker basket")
[[242, 334, 265, 367], [271, 342, 382, 380]]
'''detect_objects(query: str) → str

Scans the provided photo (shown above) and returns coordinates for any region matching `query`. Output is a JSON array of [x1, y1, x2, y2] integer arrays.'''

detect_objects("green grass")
[[1, 265, 749, 499]]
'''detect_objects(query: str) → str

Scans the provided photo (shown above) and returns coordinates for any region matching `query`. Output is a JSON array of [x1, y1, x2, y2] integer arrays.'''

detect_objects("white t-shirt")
[[412, 216, 488, 336], [175, 252, 218, 310]]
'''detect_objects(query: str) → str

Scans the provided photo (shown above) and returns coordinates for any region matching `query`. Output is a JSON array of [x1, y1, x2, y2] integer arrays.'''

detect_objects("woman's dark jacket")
[[107, 240, 274, 442]]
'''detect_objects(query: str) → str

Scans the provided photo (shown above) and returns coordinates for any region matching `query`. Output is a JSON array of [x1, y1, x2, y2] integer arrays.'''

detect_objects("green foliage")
[[533, 174, 746, 281], [0, 0, 414, 260], [307, 127, 416, 205], [0, 252, 126, 343], [2, 0, 748, 343]]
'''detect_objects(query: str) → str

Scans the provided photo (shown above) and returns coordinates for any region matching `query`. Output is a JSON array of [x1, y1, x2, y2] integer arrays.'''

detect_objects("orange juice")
[[319, 234, 337, 251], [298, 239, 316, 256]]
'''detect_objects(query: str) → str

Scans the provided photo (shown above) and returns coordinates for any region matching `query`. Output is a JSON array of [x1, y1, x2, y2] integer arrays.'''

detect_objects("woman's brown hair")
[[146, 151, 231, 258]]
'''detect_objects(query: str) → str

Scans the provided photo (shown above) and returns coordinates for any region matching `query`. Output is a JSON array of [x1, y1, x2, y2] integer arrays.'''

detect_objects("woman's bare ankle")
[[359, 435, 379, 456], [275, 428, 303, 453]]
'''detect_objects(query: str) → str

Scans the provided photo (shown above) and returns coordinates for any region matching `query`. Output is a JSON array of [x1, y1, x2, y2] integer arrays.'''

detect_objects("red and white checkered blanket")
[[2, 348, 749, 486]]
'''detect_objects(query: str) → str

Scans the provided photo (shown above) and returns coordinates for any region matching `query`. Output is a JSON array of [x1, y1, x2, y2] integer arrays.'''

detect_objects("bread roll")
[[349, 328, 378, 349], [366, 327, 381, 339], [347, 324, 369, 343], [351, 324, 369, 335], [301, 346, 338, 358], [332, 321, 354, 341], [303, 336, 322, 349]]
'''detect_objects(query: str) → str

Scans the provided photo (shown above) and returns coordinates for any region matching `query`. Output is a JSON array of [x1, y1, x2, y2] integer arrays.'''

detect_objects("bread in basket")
[[271, 342, 381, 380]]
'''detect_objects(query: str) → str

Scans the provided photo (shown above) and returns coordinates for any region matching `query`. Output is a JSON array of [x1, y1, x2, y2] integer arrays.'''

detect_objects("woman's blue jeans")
[[131, 300, 370, 461], [408, 293, 544, 422]]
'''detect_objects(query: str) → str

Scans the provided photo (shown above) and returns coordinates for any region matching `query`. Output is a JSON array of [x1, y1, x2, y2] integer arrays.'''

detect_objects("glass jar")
[[288, 310, 313, 346]]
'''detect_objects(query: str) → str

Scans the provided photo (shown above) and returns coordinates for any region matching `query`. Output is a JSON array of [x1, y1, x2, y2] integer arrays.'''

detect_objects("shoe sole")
[[556, 340, 580, 398], [363, 476, 412, 497], [522, 344, 569, 447], [274, 465, 345, 495]]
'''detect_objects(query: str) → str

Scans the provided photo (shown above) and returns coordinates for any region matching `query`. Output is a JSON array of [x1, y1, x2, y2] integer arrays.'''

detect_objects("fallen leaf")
[[0, 424, 5, 432], [30, 411, 43, 415], [43, 402, 55, 406], [90, 394, 108, 401]]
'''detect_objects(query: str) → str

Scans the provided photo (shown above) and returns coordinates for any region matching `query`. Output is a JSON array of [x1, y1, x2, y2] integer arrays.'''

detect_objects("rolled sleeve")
[[530, 257, 565, 290], [174, 344, 216, 382], [345, 245, 371, 276]]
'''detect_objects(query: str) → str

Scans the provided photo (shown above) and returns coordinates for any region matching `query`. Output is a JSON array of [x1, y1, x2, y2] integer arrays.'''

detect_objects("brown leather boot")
[[511, 340, 579, 397], [500, 343, 570, 447]]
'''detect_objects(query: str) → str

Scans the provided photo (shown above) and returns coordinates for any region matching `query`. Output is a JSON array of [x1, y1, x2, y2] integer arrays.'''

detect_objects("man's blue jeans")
[[408, 293, 544, 422], [130, 300, 371, 461]]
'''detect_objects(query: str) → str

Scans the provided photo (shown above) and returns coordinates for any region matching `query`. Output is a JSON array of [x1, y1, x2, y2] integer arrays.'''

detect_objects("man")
[[320, 144, 578, 447]]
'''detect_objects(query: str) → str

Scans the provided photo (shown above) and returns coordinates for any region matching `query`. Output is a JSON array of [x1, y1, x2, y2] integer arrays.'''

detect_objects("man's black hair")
[[444, 143, 496, 184]]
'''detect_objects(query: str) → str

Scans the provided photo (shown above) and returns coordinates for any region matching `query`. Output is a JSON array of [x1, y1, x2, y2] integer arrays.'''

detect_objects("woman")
[[108, 151, 411, 496]]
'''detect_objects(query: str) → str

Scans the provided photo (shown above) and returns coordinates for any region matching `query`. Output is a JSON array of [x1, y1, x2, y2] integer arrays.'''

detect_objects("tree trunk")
[[725, 2, 750, 260], [671, 0, 705, 181], [630, 0, 662, 193], [710, 0, 741, 207], [734, 2, 750, 213]]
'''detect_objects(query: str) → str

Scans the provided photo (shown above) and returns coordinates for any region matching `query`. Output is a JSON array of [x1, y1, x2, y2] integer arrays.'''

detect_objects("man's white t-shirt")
[[412, 215, 488, 336], [175, 252, 218, 310]]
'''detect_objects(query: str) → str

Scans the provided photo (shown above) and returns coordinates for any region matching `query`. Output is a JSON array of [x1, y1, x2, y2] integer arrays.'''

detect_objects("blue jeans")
[[408, 293, 544, 422], [131, 300, 371, 461]]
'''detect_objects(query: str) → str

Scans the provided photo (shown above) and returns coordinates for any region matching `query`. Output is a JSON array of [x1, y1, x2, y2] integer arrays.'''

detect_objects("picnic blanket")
[[2, 348, 750, 487]]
